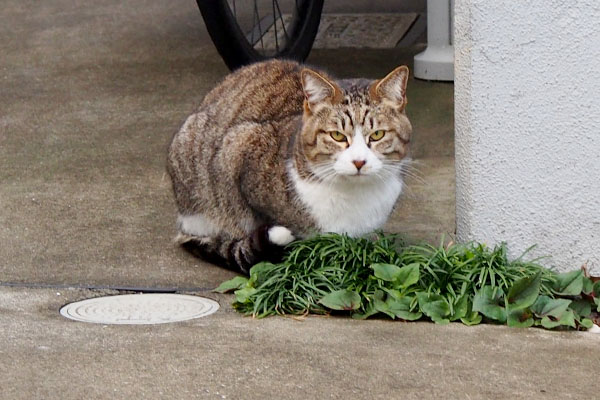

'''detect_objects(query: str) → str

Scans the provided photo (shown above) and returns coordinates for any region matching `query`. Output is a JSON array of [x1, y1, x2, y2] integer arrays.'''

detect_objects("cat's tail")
[[174, 225, 295, 275]]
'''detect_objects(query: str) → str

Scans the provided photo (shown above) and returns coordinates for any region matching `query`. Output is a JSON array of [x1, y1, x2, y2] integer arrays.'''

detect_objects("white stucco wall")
[[454, 0, 600, 273]]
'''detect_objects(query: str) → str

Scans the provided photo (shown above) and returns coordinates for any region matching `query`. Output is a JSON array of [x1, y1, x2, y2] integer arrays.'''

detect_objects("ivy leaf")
[[569, 299, 592, 318], [372, 263, 402, 282], [386, 296, 422, 321], [540, 310, 576, 329], [416, 292, 450, 325], [507, 308, 534, 328], [540, 317, 561, 329], [213, 276, 249, 293], [552, 270, 584, 296], [578, 318, 594, 330], [320, 290, 361, 311], [530, 296, 572, 319], [506, 271, 541, 309], [234, 287, 257, 304], [473, 286, 507, 323]]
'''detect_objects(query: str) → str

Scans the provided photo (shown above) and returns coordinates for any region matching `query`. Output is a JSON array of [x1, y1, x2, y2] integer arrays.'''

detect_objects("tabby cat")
[[167, 60, 412, 274]]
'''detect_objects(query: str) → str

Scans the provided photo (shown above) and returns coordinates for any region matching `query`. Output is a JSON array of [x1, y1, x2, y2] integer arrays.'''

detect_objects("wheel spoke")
[[250, 1, 255, 46], [253, 0, 265, 51], [245, 15, 276, 47], [272, 0, 279, 52], [274, 0, 290, 46]]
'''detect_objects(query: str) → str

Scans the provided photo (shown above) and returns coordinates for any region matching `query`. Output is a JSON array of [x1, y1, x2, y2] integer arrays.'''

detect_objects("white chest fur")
[[289, 166, 403, 237]]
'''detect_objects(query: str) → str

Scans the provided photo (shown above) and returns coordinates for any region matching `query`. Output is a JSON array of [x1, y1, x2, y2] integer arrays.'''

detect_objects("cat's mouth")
[[340, 172, 374, 180]]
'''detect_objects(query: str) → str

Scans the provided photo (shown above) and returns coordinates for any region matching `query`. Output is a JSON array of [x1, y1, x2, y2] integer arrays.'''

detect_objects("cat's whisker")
[[308, 165, 338, 184], [380, 162, 426, 185], [379, 167, 426, 187]]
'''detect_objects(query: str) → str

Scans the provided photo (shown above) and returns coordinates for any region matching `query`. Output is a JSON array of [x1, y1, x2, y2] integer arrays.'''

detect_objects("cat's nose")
[[353, 160, 366, 170]]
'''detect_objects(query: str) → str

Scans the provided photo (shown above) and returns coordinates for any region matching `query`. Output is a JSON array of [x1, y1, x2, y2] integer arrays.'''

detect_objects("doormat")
[[258, 13, 418, 50]]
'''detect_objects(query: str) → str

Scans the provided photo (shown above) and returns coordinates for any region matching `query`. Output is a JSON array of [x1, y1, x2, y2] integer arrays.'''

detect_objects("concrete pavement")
[[2, 287, 599, 399]]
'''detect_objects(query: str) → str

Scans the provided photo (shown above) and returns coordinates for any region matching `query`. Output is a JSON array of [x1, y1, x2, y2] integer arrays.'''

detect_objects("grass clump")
[[215, 233, 600, 330]]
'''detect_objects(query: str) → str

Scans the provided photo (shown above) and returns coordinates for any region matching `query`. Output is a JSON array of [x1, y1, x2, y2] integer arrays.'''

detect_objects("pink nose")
[[353, 160, 366, 170]]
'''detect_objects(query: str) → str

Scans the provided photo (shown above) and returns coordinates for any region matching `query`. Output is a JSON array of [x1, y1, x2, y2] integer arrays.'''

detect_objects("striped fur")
[[167, 60, 412, 274]]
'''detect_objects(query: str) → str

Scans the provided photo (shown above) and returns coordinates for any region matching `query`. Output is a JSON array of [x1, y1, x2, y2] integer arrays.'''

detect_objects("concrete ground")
[[0, 0, 597, 399]]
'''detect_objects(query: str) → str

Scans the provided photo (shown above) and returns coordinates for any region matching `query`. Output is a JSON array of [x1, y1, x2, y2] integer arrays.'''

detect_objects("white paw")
[[267, 226, 295, 246]]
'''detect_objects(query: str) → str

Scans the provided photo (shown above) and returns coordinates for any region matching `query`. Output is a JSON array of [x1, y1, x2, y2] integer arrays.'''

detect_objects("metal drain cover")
[[60, 294, 219, 325]]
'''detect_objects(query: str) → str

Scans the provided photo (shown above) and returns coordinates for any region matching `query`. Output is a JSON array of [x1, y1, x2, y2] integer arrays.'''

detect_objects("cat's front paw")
[[267, 226, 295, 246]]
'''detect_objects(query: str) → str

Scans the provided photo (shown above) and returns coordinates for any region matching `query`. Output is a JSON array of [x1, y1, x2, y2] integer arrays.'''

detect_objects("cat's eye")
[[370, 130, 386, 141], [329, 131, 347, 142]]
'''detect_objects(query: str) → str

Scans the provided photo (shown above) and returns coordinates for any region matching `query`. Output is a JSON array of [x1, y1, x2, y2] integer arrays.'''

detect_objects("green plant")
[[215, 233, 599, 330]]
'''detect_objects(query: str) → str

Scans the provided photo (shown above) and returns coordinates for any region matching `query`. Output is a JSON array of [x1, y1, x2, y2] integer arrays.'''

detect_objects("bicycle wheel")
[[197, 0, 324, 70]]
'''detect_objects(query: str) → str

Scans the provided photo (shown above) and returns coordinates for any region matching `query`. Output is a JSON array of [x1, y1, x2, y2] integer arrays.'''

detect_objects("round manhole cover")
[[60, 294, 219, 325]]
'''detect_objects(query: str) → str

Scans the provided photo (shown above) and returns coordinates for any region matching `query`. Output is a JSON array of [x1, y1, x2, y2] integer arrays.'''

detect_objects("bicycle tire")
[[197, 0, 324, 70]]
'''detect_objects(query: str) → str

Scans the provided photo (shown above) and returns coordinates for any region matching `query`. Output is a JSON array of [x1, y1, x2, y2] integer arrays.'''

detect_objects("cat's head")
[[297, 66, 412, 182]]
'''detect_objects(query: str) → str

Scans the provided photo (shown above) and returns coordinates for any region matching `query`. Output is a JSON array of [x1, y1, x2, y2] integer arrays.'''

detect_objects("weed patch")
[[216, 233, 600, 330]]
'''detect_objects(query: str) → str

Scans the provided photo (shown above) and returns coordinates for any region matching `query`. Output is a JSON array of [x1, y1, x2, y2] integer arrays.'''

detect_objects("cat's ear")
[[369, 66, 409, 110], [301, 69, 342, 111]]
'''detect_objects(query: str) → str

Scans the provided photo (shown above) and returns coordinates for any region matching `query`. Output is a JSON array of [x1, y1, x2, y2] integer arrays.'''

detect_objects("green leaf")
[[569, 299, 592, 318], [386, 296, 422, 321], [372, 263, 403, 282], [506, 271, 541, 309], [416, 292, 450, 325], [540, 310, 576, 329], [365, 291, 394, 319], [530, 296, 571, 319], [383, 288, 404, 300], [450, 295, 468, 321], [248, 262, 276, 286], [234, 287, 257, 304], [593, 281, 600, 297], [395, 263, 420, 289], [507, 308, 534, 328], [552, 270, 584, 295], [459, 299, 482, 325], [582, 277, 593, 295], [473, 286, 507, 323], [540, 316, 561, 329], [557, 310, 576, 328], [373, 298, 396, 319], [579, 318, 594, 330], [213, 276, 249, 293], [461, 312, 482, 326], [351, 302, 378, 320], [320, 290, 361, 311], [352, 292, 384, 319]]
